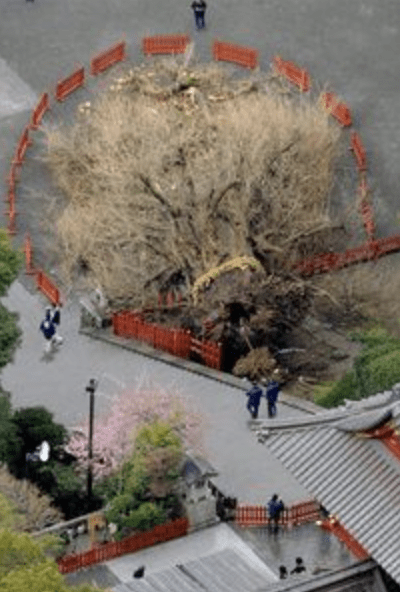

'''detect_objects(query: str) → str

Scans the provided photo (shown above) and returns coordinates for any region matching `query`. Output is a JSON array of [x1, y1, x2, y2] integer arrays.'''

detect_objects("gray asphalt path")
[[1, 0, 400, 235], [1, 281, 310, 504], [1, 0, 400, 505]]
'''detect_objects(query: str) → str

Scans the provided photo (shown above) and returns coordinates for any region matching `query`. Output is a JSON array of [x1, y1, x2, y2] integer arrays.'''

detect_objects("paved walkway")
[[1, 281, 311, 504]]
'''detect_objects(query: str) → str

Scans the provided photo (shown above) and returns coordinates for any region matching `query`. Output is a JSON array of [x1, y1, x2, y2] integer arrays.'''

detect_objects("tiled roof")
[[113, 548, 272, 592], [261, 395, 400, 585], [113, 555, 387, 592], [259, 560, 387, 592]]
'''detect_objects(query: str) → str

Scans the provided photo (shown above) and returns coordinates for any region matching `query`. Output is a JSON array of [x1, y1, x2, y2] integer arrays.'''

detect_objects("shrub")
[[122, 502, 165, 532], [362, 349, 400, 395], [314, 370, 358, 408], [315, 326, 400, 407]]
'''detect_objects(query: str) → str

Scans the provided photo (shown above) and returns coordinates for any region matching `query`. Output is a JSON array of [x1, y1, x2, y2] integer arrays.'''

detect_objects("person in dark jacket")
[[246, 381, 263, 419], [51, 303, 61, 326], [265, 380, 280, 418], [40, 309, 56, 354], [267, 493, 285, 533], [50, 303, 63, 346], [191, 0, 207, 30], [290, 557, 306, 574]]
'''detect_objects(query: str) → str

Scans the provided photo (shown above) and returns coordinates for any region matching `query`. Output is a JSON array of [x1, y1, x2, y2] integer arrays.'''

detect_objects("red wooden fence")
[[57, 518, 189, 574], [91, 41, 126, 75], [55, 67, 85, 101], [292, 234, 400, 278], [359, 199, 375, 240], [30, 93, 50, 129], [212, 41, 258, 69], [142, 34, 190, 55], [191, 337, 222, 369], [321, 92, 352, 127], [6, 163, 18, 197], [350, 131, 367, 172], [35, 270, 61, 305], [112, 311, 222, 369], [24, 234, 36, 275], [4, 193, 16, 235], [273, 56, 310, 92], [320, 518, 369, 560], [13, 126, 32, 166], [235, 499, 320, 527]]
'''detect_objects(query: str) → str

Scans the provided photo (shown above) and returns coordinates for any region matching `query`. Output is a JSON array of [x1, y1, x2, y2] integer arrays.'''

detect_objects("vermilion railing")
[[57, 517, 189, 574], [235, 499, 320, 527]]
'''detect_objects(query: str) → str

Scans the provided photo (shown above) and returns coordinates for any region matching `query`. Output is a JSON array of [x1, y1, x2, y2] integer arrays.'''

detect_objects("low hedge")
[[315, 326, 400, 408]]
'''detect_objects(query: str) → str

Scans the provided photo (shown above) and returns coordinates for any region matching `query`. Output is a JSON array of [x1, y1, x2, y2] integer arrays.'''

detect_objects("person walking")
[[265, 379, 280, 418], [191, 0, 207, 30], [267, 493, 285, 534], [245, 380, 263, 419], [198, 0, 207, 29], [39, 309, 56, 354], [50, 303, 63, 346]]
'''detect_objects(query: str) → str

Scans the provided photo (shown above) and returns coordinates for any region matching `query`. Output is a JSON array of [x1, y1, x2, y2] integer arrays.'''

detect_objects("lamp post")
[[85, 378, 98, 510]]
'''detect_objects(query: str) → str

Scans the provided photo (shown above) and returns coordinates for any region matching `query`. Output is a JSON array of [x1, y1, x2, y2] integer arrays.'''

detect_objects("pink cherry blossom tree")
[[65, 380, 204, 481]]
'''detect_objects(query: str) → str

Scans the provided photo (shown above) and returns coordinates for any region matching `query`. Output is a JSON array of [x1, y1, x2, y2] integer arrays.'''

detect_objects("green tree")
[[105, 421, 184, 538], [315, 325, 400, 407], [0, 395, 17, 464], [0, 230, 22, 297], [9, 406, 67, 479], [0, 529, 108, 591], [0, 229, 23, 374], [0, 305, 21, 370]]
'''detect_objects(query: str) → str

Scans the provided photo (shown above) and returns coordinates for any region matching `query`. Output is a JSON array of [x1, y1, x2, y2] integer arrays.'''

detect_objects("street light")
[[85, 378, 98, 510]]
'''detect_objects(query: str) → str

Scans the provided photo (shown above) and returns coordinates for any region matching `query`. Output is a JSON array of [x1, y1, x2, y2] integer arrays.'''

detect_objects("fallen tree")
[[43, 58, 350, 378]]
